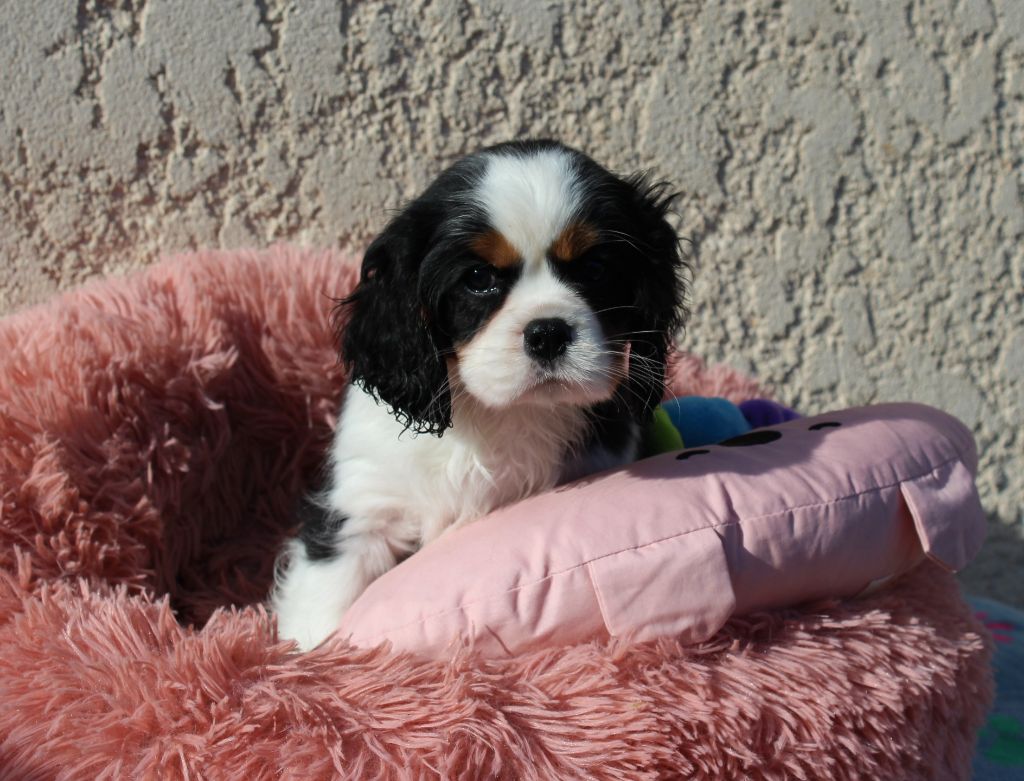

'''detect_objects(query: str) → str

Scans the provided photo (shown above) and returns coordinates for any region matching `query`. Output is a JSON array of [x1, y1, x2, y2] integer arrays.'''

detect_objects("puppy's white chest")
[[327, 386, 585, 546]]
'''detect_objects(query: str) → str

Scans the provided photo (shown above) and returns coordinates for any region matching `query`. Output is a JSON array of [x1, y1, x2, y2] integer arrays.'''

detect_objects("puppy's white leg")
[[272, 533, 396, 651]]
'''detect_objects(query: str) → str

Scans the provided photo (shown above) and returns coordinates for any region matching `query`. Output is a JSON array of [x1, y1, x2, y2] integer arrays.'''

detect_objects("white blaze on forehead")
[[475, 148, 584, 265]]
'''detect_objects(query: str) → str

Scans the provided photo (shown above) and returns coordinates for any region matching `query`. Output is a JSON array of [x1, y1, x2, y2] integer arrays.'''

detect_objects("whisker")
[[591, 305, 641, 316], [598, 229, 644, 253], [607, 330, 666, 339]]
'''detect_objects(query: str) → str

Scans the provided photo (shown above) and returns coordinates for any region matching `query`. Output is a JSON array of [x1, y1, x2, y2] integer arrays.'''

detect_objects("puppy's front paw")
[[270, 535, 396, 651], [270, 542, 359, 651], [275, 596, 348, 652]]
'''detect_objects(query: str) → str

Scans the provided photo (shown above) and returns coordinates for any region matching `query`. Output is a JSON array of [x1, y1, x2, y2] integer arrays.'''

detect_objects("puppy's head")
[[340, 140, 686, 435]]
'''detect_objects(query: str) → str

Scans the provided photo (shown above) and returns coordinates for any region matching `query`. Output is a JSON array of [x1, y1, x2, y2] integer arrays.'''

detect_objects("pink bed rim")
[[0, 247, 992, 780]]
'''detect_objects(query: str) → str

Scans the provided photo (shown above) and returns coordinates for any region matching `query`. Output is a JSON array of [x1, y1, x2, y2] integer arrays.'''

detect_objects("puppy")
[[272, 140, 686, 650]]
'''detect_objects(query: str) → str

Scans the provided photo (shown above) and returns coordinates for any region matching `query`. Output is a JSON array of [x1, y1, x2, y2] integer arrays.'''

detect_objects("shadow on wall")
[[959, 517, 1024, 609]]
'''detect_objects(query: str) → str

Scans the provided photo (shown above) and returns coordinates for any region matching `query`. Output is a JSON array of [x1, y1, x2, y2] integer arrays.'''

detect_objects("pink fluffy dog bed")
[[0, 248, 992, 780]]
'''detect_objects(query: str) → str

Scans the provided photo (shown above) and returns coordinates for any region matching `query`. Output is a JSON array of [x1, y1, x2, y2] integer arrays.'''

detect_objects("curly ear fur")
[[337, 221, 452, 435], [622, 173, 688, 421]]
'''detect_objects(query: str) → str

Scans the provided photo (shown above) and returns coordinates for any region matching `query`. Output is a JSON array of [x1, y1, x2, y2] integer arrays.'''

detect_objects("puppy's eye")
[[464, 266, 499, 294], [581, 258, 605, 282]]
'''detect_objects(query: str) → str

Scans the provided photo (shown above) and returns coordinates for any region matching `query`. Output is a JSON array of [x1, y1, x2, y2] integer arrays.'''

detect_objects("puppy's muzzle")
[[523, 318, 574, 363]]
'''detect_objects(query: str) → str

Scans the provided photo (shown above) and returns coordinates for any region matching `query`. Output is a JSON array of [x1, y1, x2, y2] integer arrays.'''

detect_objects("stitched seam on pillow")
[[585, 561, 614, 636], [354, 453, 962, 644]]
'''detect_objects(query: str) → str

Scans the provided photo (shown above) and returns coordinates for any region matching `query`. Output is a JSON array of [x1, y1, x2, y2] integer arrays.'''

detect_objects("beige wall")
[[1, 1, 1021, 595]]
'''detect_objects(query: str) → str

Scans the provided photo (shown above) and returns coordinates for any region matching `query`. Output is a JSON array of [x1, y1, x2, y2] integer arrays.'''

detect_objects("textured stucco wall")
[[1, 2, 1021, 599]]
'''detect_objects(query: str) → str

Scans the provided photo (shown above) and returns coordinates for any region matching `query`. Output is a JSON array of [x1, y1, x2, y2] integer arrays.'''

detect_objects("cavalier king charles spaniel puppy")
[[272, 140, 686, 650]]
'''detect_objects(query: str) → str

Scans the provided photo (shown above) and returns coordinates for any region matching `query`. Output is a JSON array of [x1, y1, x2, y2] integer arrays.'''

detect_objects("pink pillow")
[[338, 403, 986, 657]]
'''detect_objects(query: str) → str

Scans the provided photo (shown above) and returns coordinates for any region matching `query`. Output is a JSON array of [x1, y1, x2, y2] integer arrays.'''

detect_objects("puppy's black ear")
[[337, 218, 452, 435], [622, 174, 688, 421]]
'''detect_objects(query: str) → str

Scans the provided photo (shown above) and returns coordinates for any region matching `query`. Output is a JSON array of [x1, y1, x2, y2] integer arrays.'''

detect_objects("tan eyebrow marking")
[[471, 230, 520, 269], [550, 221, 599, 262]]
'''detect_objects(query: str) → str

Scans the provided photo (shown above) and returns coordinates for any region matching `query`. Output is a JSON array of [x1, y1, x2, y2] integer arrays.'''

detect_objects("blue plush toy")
[[642, 396, 801, 456]]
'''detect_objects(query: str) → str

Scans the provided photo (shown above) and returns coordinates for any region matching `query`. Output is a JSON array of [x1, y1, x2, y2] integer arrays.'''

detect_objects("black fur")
[[296, 496, 347, 561], [338, 225, 453, 435], [613, 173, 687, 422]]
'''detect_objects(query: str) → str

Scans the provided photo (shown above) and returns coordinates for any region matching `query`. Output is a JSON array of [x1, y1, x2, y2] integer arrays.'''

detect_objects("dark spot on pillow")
[[675, 448, 711, 460], [809, 421, 842, 431], [719, 430, 782, 447]]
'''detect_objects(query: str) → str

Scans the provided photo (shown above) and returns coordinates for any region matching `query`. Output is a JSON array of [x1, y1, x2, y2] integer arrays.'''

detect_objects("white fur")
[[475, 147, 584, 263], [272, 535, 396, 652], [272, 384, 592, 650], [272, 146, 631, 651]]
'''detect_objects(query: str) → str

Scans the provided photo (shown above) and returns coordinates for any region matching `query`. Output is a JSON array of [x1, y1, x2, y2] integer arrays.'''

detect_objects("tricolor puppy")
[[272, 140, 686, 650]]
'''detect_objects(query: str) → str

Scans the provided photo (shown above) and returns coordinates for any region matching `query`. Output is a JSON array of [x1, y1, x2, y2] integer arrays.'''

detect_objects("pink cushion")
[[340, 403, 987, 657]]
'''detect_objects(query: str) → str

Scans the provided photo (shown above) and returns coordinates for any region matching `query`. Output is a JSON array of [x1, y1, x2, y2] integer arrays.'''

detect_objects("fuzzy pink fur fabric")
[[0, 247, 992, 780]]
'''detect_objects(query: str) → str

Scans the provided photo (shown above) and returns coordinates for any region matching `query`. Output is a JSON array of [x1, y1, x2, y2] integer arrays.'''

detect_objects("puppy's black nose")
[[523, 318, 574, 362]]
